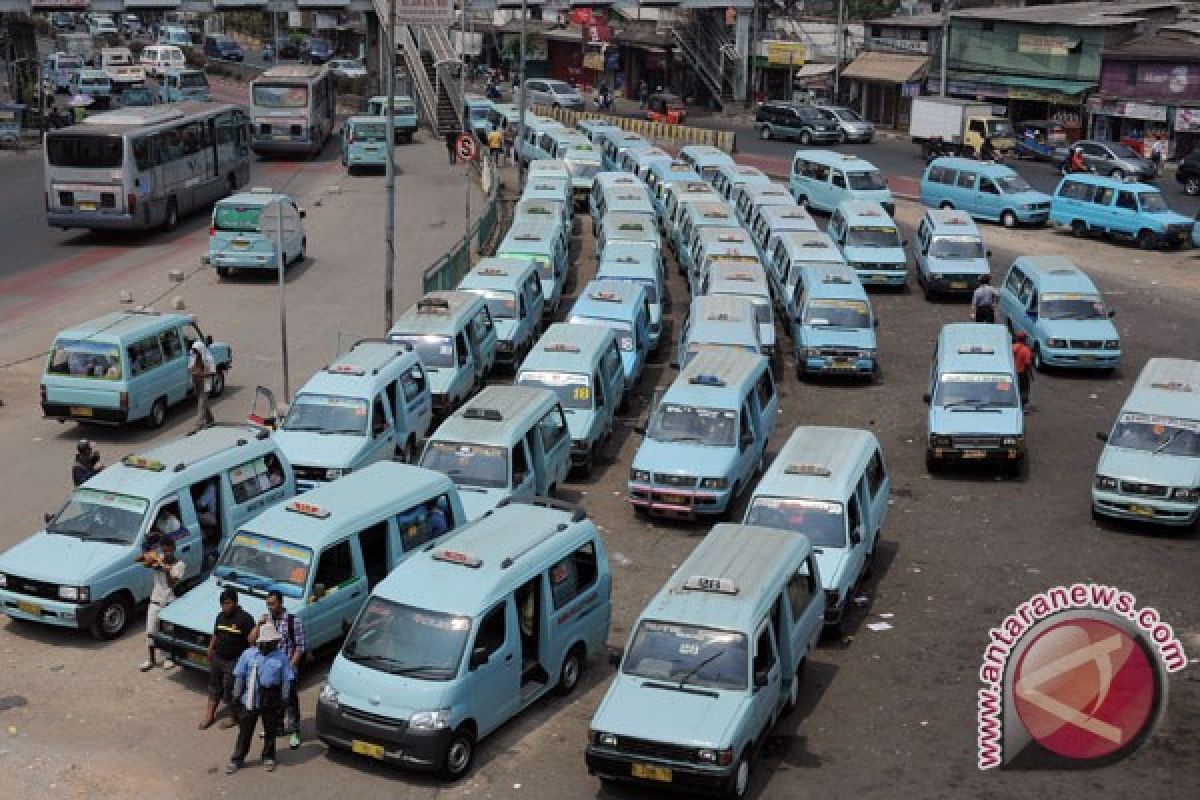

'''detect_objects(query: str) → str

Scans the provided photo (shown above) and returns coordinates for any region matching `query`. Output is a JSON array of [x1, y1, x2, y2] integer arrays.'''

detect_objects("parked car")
[[754, 101, 840, 144], [275, 37, 300, 59], [1175, 149, 1200, 195], [645, 92, 686, 124], [328, 58, 367, 80], [301, 37, 333, 65], [816, 105, 875, 143], [203, 34, 244, 62], [1058, 139, 1156, 181], [525, 78, 585, 110], [1014, 119, 1069, 163]]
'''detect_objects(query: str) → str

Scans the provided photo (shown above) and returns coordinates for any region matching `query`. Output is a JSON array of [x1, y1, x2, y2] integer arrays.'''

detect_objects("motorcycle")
[[594, 90, 613, 112], [485, 82, 502, 101]]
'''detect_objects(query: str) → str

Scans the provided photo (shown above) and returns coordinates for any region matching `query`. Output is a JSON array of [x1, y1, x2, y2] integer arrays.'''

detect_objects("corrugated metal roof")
[[841, 51, 929, 84], [951, 1, 1179, 26]]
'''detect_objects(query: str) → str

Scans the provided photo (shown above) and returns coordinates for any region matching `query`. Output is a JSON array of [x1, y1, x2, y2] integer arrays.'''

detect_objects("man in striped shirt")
[[253, 590, 306, 750]]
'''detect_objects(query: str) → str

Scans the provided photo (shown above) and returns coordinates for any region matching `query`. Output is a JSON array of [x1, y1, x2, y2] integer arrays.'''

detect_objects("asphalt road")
[[0, 142, 1197, 798]]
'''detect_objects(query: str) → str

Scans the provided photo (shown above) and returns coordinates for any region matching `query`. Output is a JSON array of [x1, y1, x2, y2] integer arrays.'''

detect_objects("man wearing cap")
[[71, 440, 101, 486], [1012, 331, 1034, 410], [227, 621, 294, 774], [199, 588, 255, 731], [188, 340, 216, 431]]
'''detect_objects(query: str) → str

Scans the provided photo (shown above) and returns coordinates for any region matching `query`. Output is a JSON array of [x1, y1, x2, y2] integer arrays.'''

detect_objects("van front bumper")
[[1039, 346, 1121, 369], [1091, 489, 1200, 527], [150, 625, 213, 670], [853, 268, 906, 287], [628, 482, 731, 518], [316, 701, 451, 771], [46, 210, 141, 230], [41, 402, 128, 424], [799, 353, 876, 376], [927, 444, 1023, 464], [586, 746, 735, 796], [0, 588, 104, 630], [923, 273, 984, 293], [208, 250, 279, 270]]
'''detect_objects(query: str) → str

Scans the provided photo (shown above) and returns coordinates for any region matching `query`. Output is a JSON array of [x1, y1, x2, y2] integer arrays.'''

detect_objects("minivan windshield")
[[471, 289, 517, 320], [46, 339, 123, 380], [997, 175, 1033, 194], [846, 225, 900, 248], [647, 403, 736, 446], [47, 489, 148, 545], [178, 72, 207, 88], [216, 532, 313, 598], [391, 334, 454, 368], [846, 171, 886, 191], [744, 497, 846, 548], [1040, 293, 1107, 320], [1108, 414, 1200, 457], [935, 372, 1019, 408], [623, 621, 748, 690], [343, 598, 470, 680], [1138, 192, 1169, 212], [518, 370, 593, 410], [420, 441, 509, 488], [804, 298, 870, 329], [282, 393, 369, 435], [253, 85, 307, 108], [930, 236, 985, 259]]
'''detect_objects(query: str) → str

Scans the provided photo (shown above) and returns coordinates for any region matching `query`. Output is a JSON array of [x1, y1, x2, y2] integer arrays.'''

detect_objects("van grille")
[[654, 473, 698, 488], [951, 435, 1003, 449], [1, 574, 59, 601], [819, 348, 862, 359], [1069, 340, 1104, 349], [343, 706, 407, 732], [614, 735, 698, 764], [1119, 481, 1168, 498]]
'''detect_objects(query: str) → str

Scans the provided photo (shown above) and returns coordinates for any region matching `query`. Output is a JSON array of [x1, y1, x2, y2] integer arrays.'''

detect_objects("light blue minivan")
[[790, 151, 894, 215], [275, 339, 433, 487], [586, 522, 824, 798], [458, 256, 546, 367], [340, 116, 391, 172], [1092, 358, 1200, 528], [914, 208, 992, 298], [925, 323, 1025, 475], [920, 157, 1051, 228], [518, 323, 626, 475], [826, 200, 908, 289], [41, 311, 232, 428], [675, 295, 762, 369], [152, 462, 465, 670], [158, 67, 210, 103], [568, 280, 652, 387], [997, 255, 1120, 371], [793, 263, 878, 379], [678, 144, 736, 182], [206, 190, 307, 278], [317, 499, 611, 780], [596, 241, 666, 351], [1049, 173, 1193, 250], [765, 230, 847, 324], [629, 348, 777, 519], [496, 216, 569, 314], [0, 425, 294, 639]]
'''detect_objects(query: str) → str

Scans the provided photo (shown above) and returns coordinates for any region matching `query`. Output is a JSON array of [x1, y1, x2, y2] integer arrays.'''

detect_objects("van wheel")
[[795, 194, 808, 208], [147, 397, 167, 429], [726, 755, 751, 800], [939, 201, 954, 210], [1071, 220, 1088, 238], [209, 369, 226, 397], [554, 645, 585, 696], [163, 198, 178, 231], [1136, 229, 1157, 250], [925, 450, 939, 474], [1000, 210, 1018, 228], [759, 124, 772, 140], [89, 594, 132, 640], [441, 726, 475, 781], [294, 238, 306, 265], [1033, 345, 1044, 372], [216, 267, 230, 279]]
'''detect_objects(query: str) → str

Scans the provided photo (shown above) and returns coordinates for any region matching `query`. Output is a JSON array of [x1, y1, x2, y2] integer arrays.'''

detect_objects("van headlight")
[[325, 468, 348, 480], [318, 683, 340, 707], [1094, 475, 1118, 490], [409, 709, 452, 730], [1047, 338, 1067, 349], [58, 585, 90, 603], [1172, 487, 1200, 502], [630, 468, 651, 482], [700, 477, 729, 489], [1001, 436, 1023, 447], [592, 730, 618, 748], [930, 435, 952, 448], [0, 573, 7, 589], [1104, 340, 1120, 349]]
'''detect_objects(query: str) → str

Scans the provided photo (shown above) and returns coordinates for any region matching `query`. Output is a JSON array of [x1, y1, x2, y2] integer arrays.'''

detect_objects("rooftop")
[[1102, 30, 1200, 60], [951, 1, 1181, 27]]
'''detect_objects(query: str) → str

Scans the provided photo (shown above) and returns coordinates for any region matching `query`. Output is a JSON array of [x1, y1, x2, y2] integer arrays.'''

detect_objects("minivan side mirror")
[[850, 528, 862, 546], [873, 318, 880, 328], [313, 582, 326, 599], [469, 646, 489, 670], [1108, 309, 1116, 318], [608, 646, 625, 667], [1096, 431, 1109, 443], [669, 360, 680, 369], [298, 209, 307, 219], [753, 668, 770, 689], [43, 512, 54, 525], [341, 618, 352, 636], [922, 392, 931, 404], [205, 334, 213, 345], [986, 249, 993, 258]]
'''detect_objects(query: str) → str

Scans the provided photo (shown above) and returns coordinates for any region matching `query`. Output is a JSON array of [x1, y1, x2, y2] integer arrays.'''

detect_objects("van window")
[[866, 449, 887, 497], [787, 567, 814, 620], [1058, 180, 1092, 201], [358, 520, 389, 589], [956, 171, 976, 189], [1004, 268, 1025, 294], [512, 441, 530, 484], [228, 453, 285, 504], [397, 493, 452, 551], [127, 336, 163, 376], [831, 171, 846, 189], [550, 541, 598, 609], [537, 406, 569, 452], [1116, 191, 1138, 210], [603, 343, 622, 380], [475, 603, 507, 658], [928, 166, 955, 185], [401, 364, 427, 402], [314, 539, 355, 593], [738, 408, 754, 451], [848, 494, 862, 536], [980, 178, 999, 194], [755, 370, 775, 409], [372, 395, 389, 436], [752, 625, 777, 674], [469, 307, 494, 341], [159, 328, 184, 361], [1092, 187, 1115, 206], [805, 161, 830, 181]]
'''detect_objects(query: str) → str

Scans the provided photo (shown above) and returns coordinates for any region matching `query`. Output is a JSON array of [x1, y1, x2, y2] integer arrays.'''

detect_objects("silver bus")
[[249, 65, 336, 157], [44, 103, 251, 231]]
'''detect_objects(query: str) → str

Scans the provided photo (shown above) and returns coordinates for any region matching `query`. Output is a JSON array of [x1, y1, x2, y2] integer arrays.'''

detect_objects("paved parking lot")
[[0, 141, 1197, 799]]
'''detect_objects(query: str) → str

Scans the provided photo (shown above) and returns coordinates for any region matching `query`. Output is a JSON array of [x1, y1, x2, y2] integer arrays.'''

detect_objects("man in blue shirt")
[[226, 621, 294, 774]]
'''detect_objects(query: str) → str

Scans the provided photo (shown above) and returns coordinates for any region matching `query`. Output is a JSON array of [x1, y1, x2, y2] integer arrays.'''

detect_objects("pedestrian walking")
[[1012, 331, 1034, 410], [140, 537, 185, 672], [252, 590, 306, 750], [226, 622, 294, 774], [189, 340, 216, 430], [487, 124, 504, 165], [200, 588, 256, 730], [72, 439, 101, 486], [503, 124, 515, 164], [445, 128, 458, 164], [971, 274, 1000, 324], [1151, 135, 1164, 176], [638, 78, 649, 109]]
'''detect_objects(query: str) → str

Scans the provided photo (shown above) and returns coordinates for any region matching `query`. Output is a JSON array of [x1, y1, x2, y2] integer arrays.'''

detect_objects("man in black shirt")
[[199, 588, 255, 730]]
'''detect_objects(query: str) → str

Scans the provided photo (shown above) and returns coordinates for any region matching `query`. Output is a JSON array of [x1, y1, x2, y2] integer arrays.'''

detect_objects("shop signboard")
[[1120, 101, 1167, 122], [393, 0, 453, 25], [31, 0, 89, 8], [1017, 34, 1078, 56], [1175, 107, 1200, 133], [765, 41, 806, 67], [872, 36, 929, 54]]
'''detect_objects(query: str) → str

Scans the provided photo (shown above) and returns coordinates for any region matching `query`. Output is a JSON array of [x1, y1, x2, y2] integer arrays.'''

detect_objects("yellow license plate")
[[186, 652, 210, 668], [962, 449, 987, 459], [351, 739, 385, 760], [660, 494, 686, 505], [78, 202, 97, 211], [1129, 504, 1155, 517], [950, 282, 967, 289], [632, 763, 672, 782], [17, 601, 42, 616], [232, 240, 249, 249], [70, 406, 93, 417], [1080, 355, 1096, 361]]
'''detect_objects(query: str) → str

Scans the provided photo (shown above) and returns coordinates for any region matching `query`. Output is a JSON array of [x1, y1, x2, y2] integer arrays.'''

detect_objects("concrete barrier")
[[531, 105, 736, 153]]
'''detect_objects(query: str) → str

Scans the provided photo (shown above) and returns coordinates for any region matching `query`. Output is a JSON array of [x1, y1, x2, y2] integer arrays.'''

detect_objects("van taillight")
[[127, 193, 136, 214], [208, 226, 215, 236], [119, 392, 128, 411]]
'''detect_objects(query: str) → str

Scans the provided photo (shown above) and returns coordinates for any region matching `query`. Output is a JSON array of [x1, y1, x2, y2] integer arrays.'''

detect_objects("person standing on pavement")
[[140, 537, 185, 672], [487, 124, 504, 166], [251, 590, 306, 750], [188, 340, 216, 430], [638, 78, 649, 109], [226, 622, 294, 774], [72, 439, 101, 486], [1151, 135, 1165, 176], [971, 274, 1000, 324], [503, 123, 515, 164], [445, 128, 458, 164], [200, 588, 256, 730], [1012, 331, 1034, 410]]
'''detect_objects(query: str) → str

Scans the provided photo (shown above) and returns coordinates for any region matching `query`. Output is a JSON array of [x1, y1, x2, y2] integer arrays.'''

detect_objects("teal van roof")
[[755, 426, 878, 502], [373, 501, 594, 617], [666, 347, 765, 408], [1011, 256, 1098, 293], [1127, 358, 1200, 420], [520, 323, 616, 374], [641, 523, 809, 632], [777, 230, 845, 262], [836, 199, 894, 222], [928, 156, 1016, 175], [598, 242, 658, 276], [431, 386, 558, 447], [801, 263, 869, 300], [242, 462, 453, 547], [390, 291, 483, 337], [795, 150, 880, 170], [925, 208, 981, 233], [571, 280, 646, 319], [56, 310, 189, 343], [501, 216, 561, 247], [937, 323, 1013, 375], [460, 256, 537, 290]]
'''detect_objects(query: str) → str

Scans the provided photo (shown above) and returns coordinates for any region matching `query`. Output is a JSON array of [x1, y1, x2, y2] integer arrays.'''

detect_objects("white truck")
[[909, 96, 1016, 162], [100, 47, 145, 89]]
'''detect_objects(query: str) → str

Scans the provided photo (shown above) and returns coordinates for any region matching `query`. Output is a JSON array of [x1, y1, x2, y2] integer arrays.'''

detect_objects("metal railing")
[[422, 175, 504, 293], [424, 26, 465, 134], [532, 104, 736, 152]]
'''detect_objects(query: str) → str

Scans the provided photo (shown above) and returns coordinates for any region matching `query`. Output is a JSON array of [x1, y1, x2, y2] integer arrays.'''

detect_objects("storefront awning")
[[795, 63, 836, 79], [950, 72, 1094, 96], [841, 52, 929, 84]]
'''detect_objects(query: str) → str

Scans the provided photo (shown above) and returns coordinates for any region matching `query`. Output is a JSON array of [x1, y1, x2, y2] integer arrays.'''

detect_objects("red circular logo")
[[1013, 617, 1158, 761]]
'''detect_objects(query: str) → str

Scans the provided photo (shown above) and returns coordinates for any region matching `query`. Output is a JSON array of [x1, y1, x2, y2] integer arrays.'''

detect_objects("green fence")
[[422, 180, 504, 293]]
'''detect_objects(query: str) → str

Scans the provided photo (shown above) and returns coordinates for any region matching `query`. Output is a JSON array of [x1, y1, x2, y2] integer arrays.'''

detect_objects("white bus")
[[44, 103, 251, 232], [249, 65, 336, 157]]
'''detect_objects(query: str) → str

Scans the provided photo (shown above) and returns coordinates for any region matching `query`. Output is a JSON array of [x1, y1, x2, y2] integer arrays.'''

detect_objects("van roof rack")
[[784, 463, 832, 477], [689, 374, 726, 386], [463, 407, 503, 421], [681, 575, 739, 595], [545, 342, 581, 353]]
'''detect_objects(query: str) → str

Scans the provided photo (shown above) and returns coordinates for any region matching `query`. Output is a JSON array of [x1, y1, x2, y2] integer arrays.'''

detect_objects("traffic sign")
[[456, 134, 478, 162]]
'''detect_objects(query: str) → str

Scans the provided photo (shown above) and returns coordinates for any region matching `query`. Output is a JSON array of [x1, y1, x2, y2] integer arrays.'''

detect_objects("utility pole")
[[516, 0, 528, 186], [269, 197, 290, 401], [463, 4, 471, 257], [384, 0, 396, 329], [939, 1, 952, 97], [833, 0, 844, 100]]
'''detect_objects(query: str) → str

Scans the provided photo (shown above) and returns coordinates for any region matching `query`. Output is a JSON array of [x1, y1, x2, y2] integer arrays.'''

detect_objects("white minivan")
[[139, 45, 186, 79]]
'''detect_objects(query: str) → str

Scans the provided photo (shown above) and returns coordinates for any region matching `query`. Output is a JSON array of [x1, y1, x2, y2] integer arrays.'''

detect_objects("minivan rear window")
[[46, 134, 123, 168]]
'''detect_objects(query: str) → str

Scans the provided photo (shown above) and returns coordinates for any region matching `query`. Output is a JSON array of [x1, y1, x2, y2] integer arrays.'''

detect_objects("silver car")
[[524, 78, 585, 110], [815, 105, 875, 143], [1064, 139, 1157, 181]]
